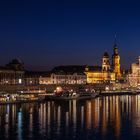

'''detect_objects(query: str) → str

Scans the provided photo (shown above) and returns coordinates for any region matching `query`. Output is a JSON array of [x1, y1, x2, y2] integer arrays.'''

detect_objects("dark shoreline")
[[0, 99, 42, 105], [0, 92, 139, 105]]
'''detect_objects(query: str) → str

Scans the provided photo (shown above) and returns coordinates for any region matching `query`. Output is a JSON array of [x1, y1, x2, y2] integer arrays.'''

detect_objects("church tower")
[[112, 43, 121, 79], [102, 52, 110, 71]]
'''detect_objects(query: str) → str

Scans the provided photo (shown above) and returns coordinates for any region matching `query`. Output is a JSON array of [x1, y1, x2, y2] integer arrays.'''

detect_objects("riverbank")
[[0, 91, 139, 105], [100, 90, 140, 96], [0, 98, 46, 105], [0, 84, 108, 93]]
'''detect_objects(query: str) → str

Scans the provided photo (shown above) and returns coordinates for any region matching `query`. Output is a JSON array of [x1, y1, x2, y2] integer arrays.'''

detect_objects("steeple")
[[112, 35, 121, 79], [102, 52, 110, 71], [113, 34, 118, 55], [114, 34, 117, 46]]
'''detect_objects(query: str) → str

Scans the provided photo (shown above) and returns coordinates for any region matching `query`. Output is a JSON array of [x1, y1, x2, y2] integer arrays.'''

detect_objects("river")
[[0, 95, 140, 140]]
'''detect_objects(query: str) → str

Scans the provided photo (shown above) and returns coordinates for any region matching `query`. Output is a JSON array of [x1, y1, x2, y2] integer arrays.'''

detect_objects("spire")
[[114, 33, 117, 47], [113, 33, 119, 55]]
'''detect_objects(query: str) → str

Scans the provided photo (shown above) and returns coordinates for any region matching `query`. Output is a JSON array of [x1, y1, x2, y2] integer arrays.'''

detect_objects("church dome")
[[103, 52, 109, 57], [10, 59, 23, 64], [6, 58, 24, 71]]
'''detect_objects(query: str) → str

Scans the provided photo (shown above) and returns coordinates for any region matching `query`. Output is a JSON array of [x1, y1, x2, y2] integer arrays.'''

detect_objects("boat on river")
[[47, 92, 79, 100], [46, 86, 99, 101]]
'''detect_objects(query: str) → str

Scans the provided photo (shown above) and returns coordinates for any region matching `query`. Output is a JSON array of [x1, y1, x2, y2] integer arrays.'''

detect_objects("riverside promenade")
[[0, 84, 108, 94]]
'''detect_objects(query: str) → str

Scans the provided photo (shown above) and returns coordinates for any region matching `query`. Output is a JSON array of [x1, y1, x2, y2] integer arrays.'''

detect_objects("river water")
[[0, 95, 140, 140]]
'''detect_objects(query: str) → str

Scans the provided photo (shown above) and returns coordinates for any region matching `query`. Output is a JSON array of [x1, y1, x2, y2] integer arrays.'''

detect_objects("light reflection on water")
[[0, 95, 140, 139]]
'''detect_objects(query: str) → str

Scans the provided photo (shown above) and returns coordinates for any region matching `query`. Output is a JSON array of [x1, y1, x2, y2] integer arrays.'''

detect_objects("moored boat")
[[46, 86, 99, 101], [48, 92, 79, 100]]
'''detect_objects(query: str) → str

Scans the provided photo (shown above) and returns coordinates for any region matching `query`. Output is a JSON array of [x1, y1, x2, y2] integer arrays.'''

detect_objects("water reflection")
[[0, 96, 140, 139]]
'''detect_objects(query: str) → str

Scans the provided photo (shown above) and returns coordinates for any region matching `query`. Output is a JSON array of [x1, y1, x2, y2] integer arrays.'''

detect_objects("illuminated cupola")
[[102, 52, 110, 71]]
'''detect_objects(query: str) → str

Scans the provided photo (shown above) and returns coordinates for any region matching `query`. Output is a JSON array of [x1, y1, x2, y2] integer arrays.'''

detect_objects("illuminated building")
[[39, 73, 52, 84], [51, 72, 86, 84], [28, 66, 86, 85], [85, 42, 122, 83], [21, 42, 122, 85], [50, 66, 87, 84], [85, 52, 115, 84], [24, 71, 40, 85], [128, 56, 140, 87], [25, 71, 52, 85], [0, 59, 24, 85], [102, 52, 110, 71], [112, 43, 121, 79]]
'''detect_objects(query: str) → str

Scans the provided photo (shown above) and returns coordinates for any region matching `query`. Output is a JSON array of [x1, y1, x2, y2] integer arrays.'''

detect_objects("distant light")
[[19, 79, 22, 84], [56, 86, 63, 93], [105, 86, 109, 91]]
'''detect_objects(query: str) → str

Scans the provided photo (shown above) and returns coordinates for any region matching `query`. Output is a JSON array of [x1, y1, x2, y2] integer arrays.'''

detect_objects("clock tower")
[[112, 43, 121, 79]]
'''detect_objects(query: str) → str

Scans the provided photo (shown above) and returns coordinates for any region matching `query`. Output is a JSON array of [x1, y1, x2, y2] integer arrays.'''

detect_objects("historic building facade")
[[112, 44, 121, 79], [0, 59, 25, 85], [85, 52, 115, 84], [85, 43, 121, 84], [39, 73, 52, 85], [28, 66, 87, 85], [0, 44, 120, 85], [50, 66, 87, 84], [128, 57, 140, 87], [24, 71, 41, 85], [50, 72, 86, 84]]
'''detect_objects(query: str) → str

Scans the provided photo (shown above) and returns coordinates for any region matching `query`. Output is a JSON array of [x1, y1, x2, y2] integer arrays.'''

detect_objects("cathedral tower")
[[112, 43, 121, 79], [102, 52, 110, 71]]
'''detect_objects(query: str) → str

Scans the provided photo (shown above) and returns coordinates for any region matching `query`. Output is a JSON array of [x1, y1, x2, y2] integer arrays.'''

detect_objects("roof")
[[25, 71, 51, 77], [103, 52, 109, 57], [0, 66, 24, 72], [51, 65, 86, 74], [86, 66, 114, 72], [8, 59, 23, 65], [0, 66, 14, 70], [87, 66, 102, 72]]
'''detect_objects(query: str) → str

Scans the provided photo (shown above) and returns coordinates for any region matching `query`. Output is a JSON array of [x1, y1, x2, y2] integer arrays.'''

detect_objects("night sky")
[[0, 0, 140, 70]]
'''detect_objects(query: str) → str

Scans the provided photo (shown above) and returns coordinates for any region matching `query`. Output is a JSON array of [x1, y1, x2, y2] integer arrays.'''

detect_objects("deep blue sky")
[[0, 0, 140, 70]]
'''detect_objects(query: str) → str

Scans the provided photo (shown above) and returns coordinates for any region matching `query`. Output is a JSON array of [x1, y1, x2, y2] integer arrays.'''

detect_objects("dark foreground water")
[[0, 95, 140, 140]]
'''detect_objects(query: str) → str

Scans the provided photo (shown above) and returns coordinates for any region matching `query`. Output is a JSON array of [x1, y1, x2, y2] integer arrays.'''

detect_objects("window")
[[19, 79, 22, 84]]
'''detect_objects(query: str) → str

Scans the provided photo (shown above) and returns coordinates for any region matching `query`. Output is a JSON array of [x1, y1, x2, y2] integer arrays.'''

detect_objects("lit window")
[[19, 79, 22, 84]]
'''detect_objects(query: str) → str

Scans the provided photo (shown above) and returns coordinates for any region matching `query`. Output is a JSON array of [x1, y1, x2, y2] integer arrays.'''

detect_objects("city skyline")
[[0, 1, 140, 140], [0, 0, 140, 70]]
